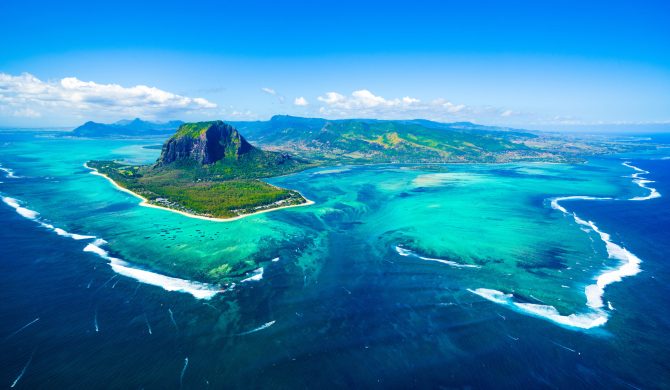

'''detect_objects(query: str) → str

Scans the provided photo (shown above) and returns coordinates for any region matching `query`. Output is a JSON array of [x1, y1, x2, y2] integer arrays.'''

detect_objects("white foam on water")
[[168, 308, 178, 331], [0, 165, 20, 179], [240, 267, 264, 283], [4, 317, 40, 341], [312, 167, 351, 175], [622, 161, 646, 173], [10, 350, 34, 388], [395, 245, 480, 268], [2, 196, 39, 219], [180, 357, 189, 389], [237, 320, 276, 335], [1, 194, 223, 300], [472, 163, 658, 331], [2, 197, 100, 241], [83, 240, 221, 300], [144, 314, 153, 335], [550, 196, 612, 214], [53, 227, 96, 240], [468, 288, 608, 330], [624, 161, 662, 201], [93, 309, 99, 332]]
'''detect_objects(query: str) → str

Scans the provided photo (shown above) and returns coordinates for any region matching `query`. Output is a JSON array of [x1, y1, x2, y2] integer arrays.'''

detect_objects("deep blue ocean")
[[1, 133, 669, 388]]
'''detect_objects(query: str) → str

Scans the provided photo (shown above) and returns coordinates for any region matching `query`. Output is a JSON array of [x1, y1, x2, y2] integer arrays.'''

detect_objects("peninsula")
[[87, 121, 314, 220]]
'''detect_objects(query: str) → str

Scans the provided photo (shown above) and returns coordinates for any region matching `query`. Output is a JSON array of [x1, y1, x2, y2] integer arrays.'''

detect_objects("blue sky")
[[1, 0, 669, 130]]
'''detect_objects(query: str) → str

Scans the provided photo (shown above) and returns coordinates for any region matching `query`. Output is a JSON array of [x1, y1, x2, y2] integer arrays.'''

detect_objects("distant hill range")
[[71, 118, 183, 137], [77, 115, 644, 162], [229, 115, 547, 163]]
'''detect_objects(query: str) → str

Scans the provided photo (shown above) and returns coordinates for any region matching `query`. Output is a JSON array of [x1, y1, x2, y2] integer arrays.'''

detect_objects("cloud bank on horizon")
[[1, 71, 523, 127], [0, 72, 217, 123]]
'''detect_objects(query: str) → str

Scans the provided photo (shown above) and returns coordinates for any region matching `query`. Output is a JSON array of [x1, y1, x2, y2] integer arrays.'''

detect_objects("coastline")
[[83, 163, 315, 222]]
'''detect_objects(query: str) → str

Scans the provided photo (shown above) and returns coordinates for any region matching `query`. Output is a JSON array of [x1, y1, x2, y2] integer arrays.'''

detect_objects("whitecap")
[[474, 168, 655, 331], [2, 197, 39, 219], [83, 240, 221, 300], [395, 245, 479, 268], [0, 165, 20, 179], [237, 320, 276, 335], [2, 196, 100, 240], [53, 227, 96, 240], [468, 288, 608, 330], [1, 194, 222, 300], [623, 162, 661, 201], [240, 267, 264, 283]]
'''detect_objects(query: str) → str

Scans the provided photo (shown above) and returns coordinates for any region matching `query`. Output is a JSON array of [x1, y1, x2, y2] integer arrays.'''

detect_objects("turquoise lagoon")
[[1, 131, 669, 388]]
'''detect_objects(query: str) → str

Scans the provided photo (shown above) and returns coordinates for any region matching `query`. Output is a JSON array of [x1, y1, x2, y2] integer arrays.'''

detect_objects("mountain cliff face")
[[158, 121, 255, 165], [152, 120, 308, 179]]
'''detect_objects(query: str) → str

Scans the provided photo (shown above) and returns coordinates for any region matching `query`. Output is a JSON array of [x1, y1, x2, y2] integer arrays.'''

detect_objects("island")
[[85, 116, 651, 221], [87, 120, 314, 220]]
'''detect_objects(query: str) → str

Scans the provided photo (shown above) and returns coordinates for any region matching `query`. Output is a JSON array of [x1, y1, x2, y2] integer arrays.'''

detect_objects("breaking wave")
[[83, 239, 221, 299], [0, 164, 20, 179], [623, 162, 661, 201], [240, 267, 264, 283], [470, 161, 658, 330], [1, 195, 221, 300]]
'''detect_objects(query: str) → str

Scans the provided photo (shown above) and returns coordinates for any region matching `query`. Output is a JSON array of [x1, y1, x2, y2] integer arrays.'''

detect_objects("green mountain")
[[71, 118, 184, 137], [88, 121, 311, 219], [230, 115, 551, 163]]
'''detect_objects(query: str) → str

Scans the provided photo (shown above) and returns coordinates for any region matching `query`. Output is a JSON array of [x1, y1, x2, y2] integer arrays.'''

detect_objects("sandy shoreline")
[[83, 163, 314, 222]]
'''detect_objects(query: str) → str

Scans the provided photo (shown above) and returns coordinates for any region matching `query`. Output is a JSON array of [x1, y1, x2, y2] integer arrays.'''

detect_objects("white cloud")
[[317, 89, 421, 110], [261, 87, 286, 104], [315, 89, 501, 121], [12, 108, 42, 118], [293, 96, 309, 106], [312, 89, 532, 123], [0, 72, 216, 122], [261, 87, 277, 95], [317, 92, 346, 105]]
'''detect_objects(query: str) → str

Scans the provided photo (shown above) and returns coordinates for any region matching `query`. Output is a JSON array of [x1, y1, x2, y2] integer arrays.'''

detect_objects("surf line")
[[0, 163, 20, 179], [469, 162, 659, 330], [0, 195, 223, 300]]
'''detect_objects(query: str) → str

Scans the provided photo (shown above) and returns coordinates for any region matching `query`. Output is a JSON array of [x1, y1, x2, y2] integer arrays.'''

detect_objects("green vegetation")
[[86, 117, 647, 220], [231, 116, 554, 163], [88, 121, 312, 219], [172, 121, 218, 138], [231, 116, 650, 163]]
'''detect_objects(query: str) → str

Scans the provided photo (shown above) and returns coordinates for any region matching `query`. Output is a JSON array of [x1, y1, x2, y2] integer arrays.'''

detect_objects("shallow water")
[[1, 131, 669, 388]]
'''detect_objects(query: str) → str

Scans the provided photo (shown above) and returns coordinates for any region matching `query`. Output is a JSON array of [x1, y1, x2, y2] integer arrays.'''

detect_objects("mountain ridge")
[[71, 118, 184, 137]]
